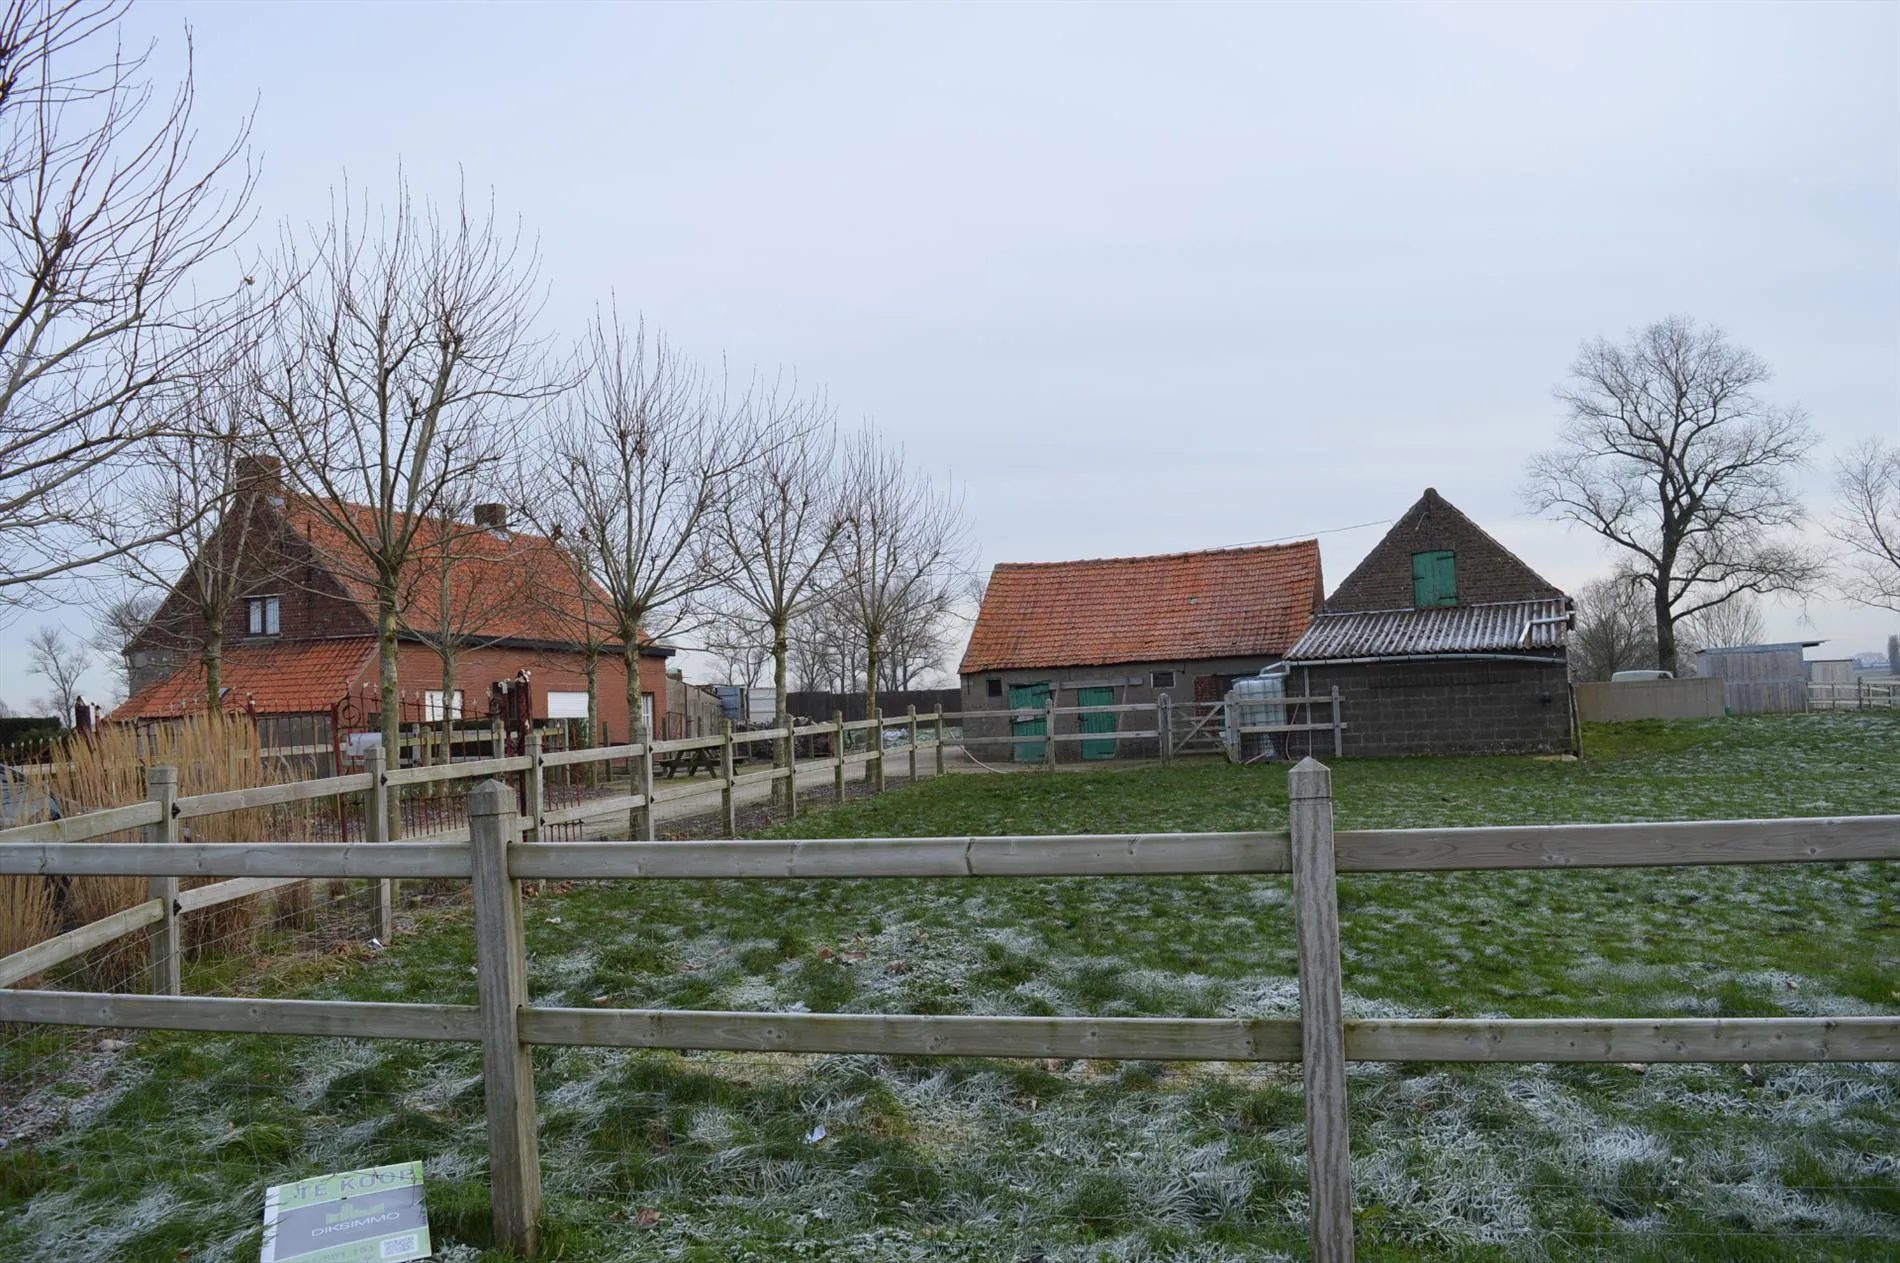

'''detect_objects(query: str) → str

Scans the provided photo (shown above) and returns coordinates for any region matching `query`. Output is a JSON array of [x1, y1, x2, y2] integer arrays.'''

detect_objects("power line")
[[1214, 518, 1395, 550]]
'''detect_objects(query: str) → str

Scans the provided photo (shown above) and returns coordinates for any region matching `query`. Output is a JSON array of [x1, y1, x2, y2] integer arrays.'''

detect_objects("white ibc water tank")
[[1223, 670, 1287, 763]]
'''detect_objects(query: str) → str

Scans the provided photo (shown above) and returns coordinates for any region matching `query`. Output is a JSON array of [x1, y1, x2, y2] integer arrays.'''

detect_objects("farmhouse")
[[1281, 488, 1574, 757], [113, 457, 674, 749], [958, 540, 1324, 761]]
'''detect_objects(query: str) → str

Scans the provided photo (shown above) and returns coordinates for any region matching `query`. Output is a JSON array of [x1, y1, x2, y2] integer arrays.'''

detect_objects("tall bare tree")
[[1828, 438, 1900, 613], [27, 623, 87, 720], [1567, 574, 1656, 682], [1524, 316, 1822, 673], [0, 0, 254, 609], [105, 314, 279, 713], [834, 427, 970, 717], [713, 377, 842, 780], [259, 180, 551, 786], [543, 309, 741, 820]]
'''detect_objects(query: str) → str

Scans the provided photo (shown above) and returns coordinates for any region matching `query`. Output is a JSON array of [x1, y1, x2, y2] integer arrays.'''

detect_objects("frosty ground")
[[2, 713, 1896, 1261]]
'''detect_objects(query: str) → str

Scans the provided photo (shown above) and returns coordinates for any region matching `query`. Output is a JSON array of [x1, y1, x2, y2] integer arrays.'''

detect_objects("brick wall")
[[957, 655, 1284, 763], [1282, 659, 1574, 758], [386, 643, 667, 740], [1327, 488, 1562, 612]]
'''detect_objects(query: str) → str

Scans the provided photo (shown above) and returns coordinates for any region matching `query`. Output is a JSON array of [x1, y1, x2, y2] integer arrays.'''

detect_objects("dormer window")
[[248, 596, 281, 636]]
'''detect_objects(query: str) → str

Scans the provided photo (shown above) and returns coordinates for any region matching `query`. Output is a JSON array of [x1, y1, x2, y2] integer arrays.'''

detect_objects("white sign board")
[[547, 691, 589, 720], [260, 1160, 430, 1263], [346, 731, 382, 757]]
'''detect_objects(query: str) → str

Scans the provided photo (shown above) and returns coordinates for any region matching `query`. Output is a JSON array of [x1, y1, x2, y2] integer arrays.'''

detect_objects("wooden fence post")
[[145, 765, 180, 996], [1331, 686, 1344, 759], [933, 705, 946, 777], [720, 719, 737, 839], [491, 717, 504, 759], [907, 705, 919, 782], [364, 744, 393, 944], [833, 710, 846, 804], [1159, 695, 1173, 764], [870, 708, 883, 791], [1289, 757, 1353, 1262], [1044, 695, 1057, 770], [524, 728, 545, 843], [784, 720, 798, 819], [469, 780, 541, 1258], [634, 727, 655, 842]]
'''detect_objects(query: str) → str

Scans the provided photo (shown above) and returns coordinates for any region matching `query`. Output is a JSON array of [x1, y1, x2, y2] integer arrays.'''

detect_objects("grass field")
[[2, 713, 1897, 1261]]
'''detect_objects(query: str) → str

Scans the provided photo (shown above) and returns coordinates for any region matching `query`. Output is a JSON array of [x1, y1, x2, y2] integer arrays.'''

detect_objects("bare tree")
[[713, 378, 842, 781], [396, 484, 537, 758], [834, 427, 970, 717], [1679, 591, 1766, 661], [1567, 573, 1656, 682], [696, 598, 771, 688], [27, 623, 88, 720], [1828, 438, 1900, 613], [1525, 316, 1822, 673], [511, 507, 619, 747], [788, 594, 860, 695], [542, 309, 741, 819], [0, 1, 254, 609], [105, 314, 279, 713], [259, 179, 552, 789], [86, 586, 156, 703]]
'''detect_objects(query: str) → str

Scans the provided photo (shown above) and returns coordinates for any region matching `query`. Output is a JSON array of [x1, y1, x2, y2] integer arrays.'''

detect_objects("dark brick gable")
[[1325, 488, 1561, 613]]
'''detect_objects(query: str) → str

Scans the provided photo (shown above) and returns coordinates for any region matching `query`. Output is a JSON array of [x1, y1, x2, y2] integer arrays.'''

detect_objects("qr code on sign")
[[380, 1234, 421, 1259]]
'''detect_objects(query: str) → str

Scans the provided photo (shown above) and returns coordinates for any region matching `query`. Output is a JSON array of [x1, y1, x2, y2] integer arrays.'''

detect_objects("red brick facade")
[[1324, 488, 1561, 613], [117, 485, 670, 734]]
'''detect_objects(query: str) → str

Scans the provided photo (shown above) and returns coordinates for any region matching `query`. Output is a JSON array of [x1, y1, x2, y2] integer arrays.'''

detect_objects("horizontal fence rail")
[[1, 759, 1895, 1261]]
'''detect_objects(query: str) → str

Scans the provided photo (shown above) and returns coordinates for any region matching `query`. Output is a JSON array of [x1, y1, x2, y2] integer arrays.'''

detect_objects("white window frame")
[[547, 691, 589, 720], [248, 596, 281, 636], [423, 690, 464, 721]]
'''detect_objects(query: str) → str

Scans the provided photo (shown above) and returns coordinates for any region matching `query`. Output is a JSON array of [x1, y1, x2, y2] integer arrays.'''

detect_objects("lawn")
[[2, 713, 1897, 1261]]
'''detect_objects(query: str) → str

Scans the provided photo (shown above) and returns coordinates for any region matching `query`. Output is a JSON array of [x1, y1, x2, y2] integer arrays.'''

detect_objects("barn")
[[958, 540, 1324, 762], [1281, 489, 1576, 758]]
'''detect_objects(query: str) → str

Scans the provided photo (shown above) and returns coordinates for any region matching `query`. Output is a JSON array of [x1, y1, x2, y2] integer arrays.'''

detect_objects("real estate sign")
[[260, 1161, 431, 1263]]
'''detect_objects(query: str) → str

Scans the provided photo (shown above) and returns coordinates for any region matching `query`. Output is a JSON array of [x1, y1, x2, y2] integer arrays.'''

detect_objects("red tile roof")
[[282, 498, 624, 647], [114, 639, 375, 720], [959, 540, 1324, 674]]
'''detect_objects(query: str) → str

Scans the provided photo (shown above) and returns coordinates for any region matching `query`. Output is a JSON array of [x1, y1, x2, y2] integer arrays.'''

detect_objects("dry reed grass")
[[18, 716, 319, 986], [0, 875, 55, 966]]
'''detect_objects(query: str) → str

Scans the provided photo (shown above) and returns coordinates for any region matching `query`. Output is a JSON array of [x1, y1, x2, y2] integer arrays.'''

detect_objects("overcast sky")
[[6, 0, 1897, 710]]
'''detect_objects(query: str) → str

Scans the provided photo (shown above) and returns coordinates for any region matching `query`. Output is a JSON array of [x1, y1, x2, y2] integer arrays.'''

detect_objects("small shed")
[[1694, 643, 1822, 715], [1283, 489, 1575, 758], [958, 540, 1324, 761]]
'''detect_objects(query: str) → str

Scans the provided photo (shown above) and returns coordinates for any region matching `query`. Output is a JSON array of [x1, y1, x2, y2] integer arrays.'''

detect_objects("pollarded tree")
[[834, 427, 970, 718], [259, 179, 553, 799], [542, 309, 743, 829], [0, 0, 254, 610], [1524, 316, 1822, 674], [713, 376, 843, 779]]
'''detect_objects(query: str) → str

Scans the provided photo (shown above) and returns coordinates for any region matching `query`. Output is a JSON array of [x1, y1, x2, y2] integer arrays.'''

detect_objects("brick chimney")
[[473, 503, 509, 531], [234, 454, 282, 500]]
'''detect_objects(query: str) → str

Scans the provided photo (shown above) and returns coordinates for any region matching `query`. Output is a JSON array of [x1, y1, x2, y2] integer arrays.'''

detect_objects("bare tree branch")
[[0, 0, 255, 610], [1827, 437, 1900, 613]]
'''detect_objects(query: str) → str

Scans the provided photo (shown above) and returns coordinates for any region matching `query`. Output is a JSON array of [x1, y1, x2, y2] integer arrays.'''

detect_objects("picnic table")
[[656, 745, 719, 779]]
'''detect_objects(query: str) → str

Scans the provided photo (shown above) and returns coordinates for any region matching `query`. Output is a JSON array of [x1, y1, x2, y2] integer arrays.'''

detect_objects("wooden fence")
[[1808, 677, 1899, 711], [1, 758, 1895, 1259], [0, 709, 948, 985], [957, 693, 1345, 764]]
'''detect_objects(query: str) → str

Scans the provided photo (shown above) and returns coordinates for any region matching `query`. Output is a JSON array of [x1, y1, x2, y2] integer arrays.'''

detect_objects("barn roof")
[[1285, 597, 1571, 661], [113, 639, 376, 720], [958, 540, 1323, 674]]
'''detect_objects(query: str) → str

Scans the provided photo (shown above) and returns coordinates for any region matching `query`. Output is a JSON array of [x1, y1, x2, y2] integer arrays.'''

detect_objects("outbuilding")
[[958, 540, 1324, 761], [1281, 489, 1575, 758]]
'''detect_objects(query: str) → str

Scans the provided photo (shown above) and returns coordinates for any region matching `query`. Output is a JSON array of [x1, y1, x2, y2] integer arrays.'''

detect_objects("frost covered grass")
[[2, 713, 1896, 1261]]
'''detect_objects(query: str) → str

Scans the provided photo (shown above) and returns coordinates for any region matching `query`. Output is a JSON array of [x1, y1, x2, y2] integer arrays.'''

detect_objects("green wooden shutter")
[[1412, 550, 1456, 607], [1077, 686, 1117, 760], [1008, 682, 1049, 763]]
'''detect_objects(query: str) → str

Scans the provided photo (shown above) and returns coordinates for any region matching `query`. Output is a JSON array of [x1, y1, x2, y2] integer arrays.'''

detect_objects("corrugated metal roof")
[[1285, 598, 1570, 661]]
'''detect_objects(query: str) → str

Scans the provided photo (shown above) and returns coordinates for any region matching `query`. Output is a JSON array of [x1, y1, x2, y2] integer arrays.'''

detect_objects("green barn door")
[[1078, 686, 1117, 759], [1008, 682, 1050, 763]]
